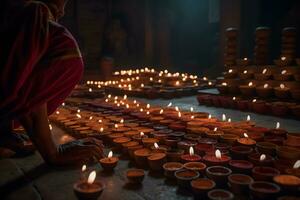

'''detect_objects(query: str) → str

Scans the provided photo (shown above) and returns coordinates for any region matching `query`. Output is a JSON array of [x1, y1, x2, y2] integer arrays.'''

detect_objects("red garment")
[[0, 2, 83, 120]]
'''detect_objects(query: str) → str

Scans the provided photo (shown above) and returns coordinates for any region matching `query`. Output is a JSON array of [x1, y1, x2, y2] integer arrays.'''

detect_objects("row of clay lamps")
[[50, 97, 300, 199], [280, 27, 297, 61], [224, 28, 238, 66], [254, 27, 270, 65], [197, 94, 300, 118]]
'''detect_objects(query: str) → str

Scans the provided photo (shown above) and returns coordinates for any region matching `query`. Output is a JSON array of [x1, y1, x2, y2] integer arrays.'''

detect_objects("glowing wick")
[[264, 84, 268, 89], [280, 84, 285, 89], [276, 122, 280, 129], [243, 70, 248, 74], [262, 69, 267, 74], [160, 109, 164, 114], [222, 114, 226, 121], [154, 143, 159, 149], [214, 127, 218, 132], [248, 82, 253, 87], [87, 171, 96, 184], [167, 102, 172, 107], [244, 133, 249, 138], [108, 151, 113, 158], [260, 154, 266, 161], [189, 147, 194, 156], [82, 164, 87, 172], [281, 70, 287, 75], [215, 149, 222, 159], [293, 160, 300, 169], [190, 107, 194, 112], [247, 115, 251, 121], [208, 114, 212, 119]]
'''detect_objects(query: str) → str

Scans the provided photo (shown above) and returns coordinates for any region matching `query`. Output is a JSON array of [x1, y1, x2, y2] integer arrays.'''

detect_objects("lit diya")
[[274, 70, 292, 81], [73, 171, 105, 200], [207, 189, 234, 200], [254, 68, 272, 81], [166, 149, 185, 162], [132, 132, 148, 142], [248, 153, 273, 166], [205, 127, 224, 139], [239, 82, 256, 96], [203, 149, 231, 166], [150, 142, 169, 153], [99, 151, 119, 171], [237, 133, 256, 146], [181, 147, 202, 163], [216, 82, 228, 94], [285, 160, 300, 178], [274, 83, 290, 99], [239, 69, 253, 79], [230, 146, 253, 160], [142, 137, 159, 148]]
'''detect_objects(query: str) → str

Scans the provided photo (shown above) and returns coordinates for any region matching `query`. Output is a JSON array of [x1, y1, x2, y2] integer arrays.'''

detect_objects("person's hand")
[[52, 137, 104, 165]]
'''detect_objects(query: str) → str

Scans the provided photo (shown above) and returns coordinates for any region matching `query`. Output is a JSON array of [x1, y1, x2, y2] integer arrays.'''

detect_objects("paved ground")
[[1, 95, 299, 200]]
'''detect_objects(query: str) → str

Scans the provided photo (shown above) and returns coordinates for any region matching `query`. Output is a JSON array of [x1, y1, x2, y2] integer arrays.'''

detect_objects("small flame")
[[243, 57, 248, 61], [154, 143, 159, 149], [281, 70, 287, 75], [105, 99, 109, 102], [221, 82, 227, 86], [222, 114, 226, 121], [253, 99, 257, 103], [281, 56, 286, 61], [140, 132, 144, 137], [248, 82, 253, 87], [120, 119, 124, 123], [76, 114, 81, 118], [262, 69, 267, 74], [228, 69, 233, 73], [89, 88, 92, 92], [175, 106, 179, 111], [100, 127, 104, 132], [56, 111, 60, 115], [208, 114, 212, 119], [160, 109, 164, 114], [232, 97, 236, 100], [123, 95, 127, 100], [82, 164, 87, 172], [208, 81, 212, 85], [146, 111, 150, 115], [175, 81, 180, 85], [189, 147, 194, 156], [243, 70, 248, 74], [276, 122, 280, 129], [115, 124, 118, 129], [77, 109, 81, 113], [167, 102, 172, 107], [146, 104, 150, 109], [247, 115, 251, 121], [244, 133, 249, 138], [98, 119, 102, 123], [260, 154, 266, 161], [263, 84, 268, 89], [293, 160, 300, 169], [108, 151, 113, 158], [49, 124, 53, 130], [280, 84, 285, 89], [178, 112, 182, 117], [228, 118, 231, 122], [215, 149, 222, 159], [214, 127, 218, 131], [87, 171, 96, 184], [203, 77, 208, 81], [62, 102, 65, 106], [133, 100, 137, 104], [190, 107, 194, 112]]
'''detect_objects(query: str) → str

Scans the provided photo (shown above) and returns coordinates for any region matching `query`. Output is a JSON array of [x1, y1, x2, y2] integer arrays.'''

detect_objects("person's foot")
[[0, 131, 35, 156]]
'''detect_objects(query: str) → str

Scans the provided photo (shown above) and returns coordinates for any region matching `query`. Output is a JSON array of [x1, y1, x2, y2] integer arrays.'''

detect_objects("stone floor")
[[1, 95, 299, 200]]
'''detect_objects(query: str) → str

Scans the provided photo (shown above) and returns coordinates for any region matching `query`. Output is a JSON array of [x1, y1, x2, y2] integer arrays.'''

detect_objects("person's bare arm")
[[19, 103, 104, 165]]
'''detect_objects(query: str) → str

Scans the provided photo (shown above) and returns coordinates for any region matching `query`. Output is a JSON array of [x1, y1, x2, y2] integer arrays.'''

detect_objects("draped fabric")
[[0, 1, 83, 121]]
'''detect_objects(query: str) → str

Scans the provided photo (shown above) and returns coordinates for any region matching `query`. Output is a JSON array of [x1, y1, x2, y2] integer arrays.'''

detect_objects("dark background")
[[61, 0, 300, 78]]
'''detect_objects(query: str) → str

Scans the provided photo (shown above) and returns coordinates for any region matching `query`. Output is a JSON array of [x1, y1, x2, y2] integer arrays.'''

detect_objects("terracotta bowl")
[[274, 59, 292, 67], [254, 73, 272, 81], [239, 72, 253, 80], [274, 88, 290, 99], [256, 87, 274, 98], [191, 178, 216, 197], [239, 86, 256, 96], [256, 142, 277, 156], [163, 162, 183, 179], [126, 169, 145, 184], [249, 181, 280, 200], [273, 175, 300, 194], [270, 102, 290, 117], [207, 189, 234, 200], [228, 174, 253, 195], [166, 149, 185, 162], [277, 146, 300, 160], [175, 169, 200, 188], [183, 162, 207, 175], [220, 134, 239, 144], [273, 73, 293, 81], [206, 166, 232, 187], [229, 160, 253, 174], [252, 166, 280, 181], [230, 146, 253, 160]]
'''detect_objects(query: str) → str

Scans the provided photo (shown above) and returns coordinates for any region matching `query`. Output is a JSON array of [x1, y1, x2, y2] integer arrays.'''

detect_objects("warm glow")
[[154, 143, 159, 149], [280, 84, 285, 89], [178, 112, 182, 118], [167, 102, 172, 107], [87, 171, 96, 184], [228, 69, 233, 73], [247, 115, 251, 121], [281, 70, 287, 75], [221, 82, 227, 86], [243, 70, 248, 74], [115, 124, 118, 129], [120, 119, 124, 123], [262, 69, 267, 74], [175, 81, 180, 86], [260, 154, 266, 161], [243, 57, 248, 61], [141, 83, 144, 88], [49, 124, 52, 130], [228, 118, 231, 122], [232, 97, 236, 100], [281, 56, 286, 61], [62, 102, 65, 106], [208, 114, 212, 119], [100, 127, 104, 132], [108, 151, 113, 158], [140, 132, 144, 137], [76, 114, 81, 118], [293, 160, 300, 169], [89, 116, 93, 120], [203, 77, 208, 81], [175, 106, 179, 111], [263, 84, 268, 89], [276, 122, 280, 129], [189, 147, 194, 156], [222, 114, 226, 121], [253, 99, 257, 103], [160, 109, 164, 114], [191, 115, 195, 119], [56, 111, 60, 115], [89, 88, 92, 92], [215, 150, 222, 159], [82, 164, 87, 172], [190, 107, 194, 112], [248, 82, 253, 87], [146, 104, 150, 109], [244, 133, 249, 138], [98, 119, 102, 123], [77, 109, 81, 113], [208, 81, 212, 85], [146, 111, 150, 115], [123, 95, 127, 100], [214, 127, 218, 131]]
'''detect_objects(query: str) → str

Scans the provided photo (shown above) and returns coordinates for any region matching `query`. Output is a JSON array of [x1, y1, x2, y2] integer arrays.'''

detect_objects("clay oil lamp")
[[205, 127, 224, 140], [291, 89, 300, 101], [123, 130, 139, 138], [252, 166, 280, 181], [206, 166, 232, 187], [236, 57, 251, 66], [256, 83, 273, 98], [216, 82, 228, 94], [237, 133, 256, 147], [177, 140, 197, 152], [128, 145, 143, 160], [108, 133, 124, 143], [228, 96, 239, 108], [250, 99, 270, 114], [203, 149, 231, 166], [183, 162, 206, 175], [267, 122, 287, 137], [229, 160, 254, 174], [126, 169, 145, 184], [228, 174, 253, 195], [274, 69, 293, 81], [122, 141, 139, 155], [142, 137, 159, 148], [248, 153, 273, 166], [73, 171, 105, 200], [264, 135, 285, 146], [239, 69, 253, 80], [285, 133, 300, 148], [230, 146, 253, 160], [163, 162, 183, 179], [270, 102, 290, 117], [150, 142, 169, 153], [134, 148, 152, 167], [273, 175, 300, 194], [220, 134, 239, 145], [247, 131, 264, 142], [207, 189, 234, 200], [152, 130, 171, 143], [184, 133, 200, 142], [164, 136, 181, 148], [99, 151, 119, 171], [254, 68, 272, 81], [240, 81, 256, 96], [256, 142, 277, 156], [274, 56, 292, 67], [249, 181, 281, 200], [223, 68, 237, 79], [166, 149, 185, 162], [274, 83, 290, 99], [277, 146, 300, 161], [181, 147, 202, 163], [175, 169, 200, 188], [147, 152, 167, 171], [195, 143, 215, 156], [236, 99, 249, 111], [132, 132, 148, 142], [169, 131, 185, 138], [191, 178, 216, 198], [112, 137, 131, 151], [285, 160, 300, 178]]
